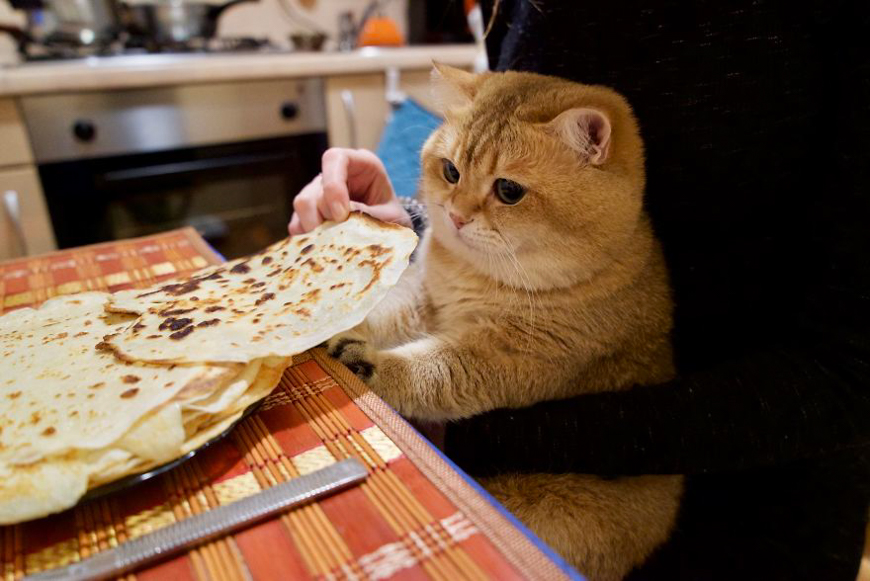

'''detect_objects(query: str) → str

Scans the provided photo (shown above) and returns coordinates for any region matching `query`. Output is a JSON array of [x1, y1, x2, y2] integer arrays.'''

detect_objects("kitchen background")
[[0, 0, 482, 261]]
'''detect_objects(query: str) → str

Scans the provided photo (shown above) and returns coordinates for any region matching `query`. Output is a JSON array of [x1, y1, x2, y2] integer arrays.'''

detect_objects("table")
[[0, 228, 580, 581]]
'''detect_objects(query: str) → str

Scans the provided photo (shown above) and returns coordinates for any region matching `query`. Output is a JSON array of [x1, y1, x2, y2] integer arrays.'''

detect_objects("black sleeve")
[[445, 0, 870, 478]]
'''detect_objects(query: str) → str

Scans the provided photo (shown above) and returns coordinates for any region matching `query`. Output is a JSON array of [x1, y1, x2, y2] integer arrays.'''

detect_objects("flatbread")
[[0, 357, 288, 524], [0, 448, 132, 525], [0, 293, 243, 465], [105, 213, 418, 364]]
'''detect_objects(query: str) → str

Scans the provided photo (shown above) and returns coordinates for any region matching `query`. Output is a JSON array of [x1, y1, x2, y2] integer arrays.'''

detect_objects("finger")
[[288, 213, 303, 236], [344, 149, 395, 206], [293, 190, 325, 232], [320, 149, 351, 221], [322, 148, 395, 209]]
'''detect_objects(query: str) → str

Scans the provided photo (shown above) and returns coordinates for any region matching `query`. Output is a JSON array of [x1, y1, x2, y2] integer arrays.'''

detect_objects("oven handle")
[[3, 190, 27, 255], [101, 151, 296, 184]]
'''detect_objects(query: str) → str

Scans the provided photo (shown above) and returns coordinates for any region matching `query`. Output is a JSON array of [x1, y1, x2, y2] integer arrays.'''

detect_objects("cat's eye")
[[442, 159, 460, 184], [494, 178, 527, 205]]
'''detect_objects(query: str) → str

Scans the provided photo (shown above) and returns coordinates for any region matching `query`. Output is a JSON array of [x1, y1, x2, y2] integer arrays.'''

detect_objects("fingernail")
[[332, 202, 347, 221]]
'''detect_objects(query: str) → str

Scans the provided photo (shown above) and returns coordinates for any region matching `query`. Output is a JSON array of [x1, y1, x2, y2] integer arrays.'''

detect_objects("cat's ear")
[[430, 62, 480, 114], [545, 108, 612, 165]]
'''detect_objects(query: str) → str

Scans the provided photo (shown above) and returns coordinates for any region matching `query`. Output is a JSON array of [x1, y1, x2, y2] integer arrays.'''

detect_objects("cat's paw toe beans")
[[327, 334, 377, 382]]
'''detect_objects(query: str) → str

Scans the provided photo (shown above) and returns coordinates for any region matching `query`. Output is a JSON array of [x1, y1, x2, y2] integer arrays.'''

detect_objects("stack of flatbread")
[[0, 213, 417, 524]]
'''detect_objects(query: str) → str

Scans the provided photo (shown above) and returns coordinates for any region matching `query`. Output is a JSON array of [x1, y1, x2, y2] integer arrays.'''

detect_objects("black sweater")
[[442, 2, 870, 579]]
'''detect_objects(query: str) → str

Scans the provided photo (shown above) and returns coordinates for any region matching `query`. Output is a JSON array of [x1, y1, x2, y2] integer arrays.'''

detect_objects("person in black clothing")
[[290, 1, 870, 578], [437, 1, 870, 579]]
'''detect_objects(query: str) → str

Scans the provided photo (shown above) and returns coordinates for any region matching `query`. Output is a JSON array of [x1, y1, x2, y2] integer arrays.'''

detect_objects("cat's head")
[[420, 65, 647, 289]]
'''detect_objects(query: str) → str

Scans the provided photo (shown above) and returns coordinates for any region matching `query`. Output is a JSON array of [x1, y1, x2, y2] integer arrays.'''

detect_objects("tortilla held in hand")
[[105, 212, 418, 364]]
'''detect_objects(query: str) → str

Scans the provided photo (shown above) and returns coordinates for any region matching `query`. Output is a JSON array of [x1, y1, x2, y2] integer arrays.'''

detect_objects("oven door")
[[38, 134, 326, 259]]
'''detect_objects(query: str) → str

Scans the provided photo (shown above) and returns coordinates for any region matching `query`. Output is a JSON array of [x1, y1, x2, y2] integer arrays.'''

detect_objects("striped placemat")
[[0, 229, 576, 581]]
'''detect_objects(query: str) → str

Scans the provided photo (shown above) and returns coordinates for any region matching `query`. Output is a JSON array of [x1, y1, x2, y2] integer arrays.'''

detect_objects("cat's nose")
[[449, 212, 468, 229]]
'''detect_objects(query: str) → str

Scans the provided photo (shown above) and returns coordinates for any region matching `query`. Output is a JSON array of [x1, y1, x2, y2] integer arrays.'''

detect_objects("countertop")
[[0, 44, 479, 96]]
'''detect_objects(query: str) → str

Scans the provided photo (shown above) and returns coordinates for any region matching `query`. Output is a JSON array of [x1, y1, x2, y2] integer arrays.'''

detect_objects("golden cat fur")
[[328, 65, 683, 581]]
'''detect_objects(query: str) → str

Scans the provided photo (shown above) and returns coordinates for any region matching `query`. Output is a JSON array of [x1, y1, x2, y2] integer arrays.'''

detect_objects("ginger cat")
[[328, 65, 683, 581]]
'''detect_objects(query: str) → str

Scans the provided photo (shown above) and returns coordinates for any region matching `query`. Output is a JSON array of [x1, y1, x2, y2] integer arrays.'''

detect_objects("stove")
[[20, 36, 285, 62]]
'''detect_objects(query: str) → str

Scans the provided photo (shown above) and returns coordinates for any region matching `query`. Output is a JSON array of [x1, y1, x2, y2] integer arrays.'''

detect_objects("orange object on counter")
[[358, 15, 404, 47]]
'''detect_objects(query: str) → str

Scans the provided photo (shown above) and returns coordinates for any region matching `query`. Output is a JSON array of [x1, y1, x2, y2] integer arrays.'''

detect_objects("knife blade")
[[25, 458, 369, 581]]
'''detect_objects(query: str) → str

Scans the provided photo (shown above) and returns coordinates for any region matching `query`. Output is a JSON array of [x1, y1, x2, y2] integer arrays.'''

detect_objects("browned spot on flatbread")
[[301, 244, 314, 255], [366, 244, 390, 257], [74, 331, 88, 337], [358, 257, 392, 295], [41, 426, 56, 436], [170, 326, 195, 340], [120, 388, 139, 399], [56, 332, 68, 339], [7, 391, 21, 400], [294, 308, 311, 318], [301, 258, 324, 273], [147, 334, 161, 339], [159, 317, 192, 332], [255, 293, 275, 306], [196, 319, 220, 328], [205, 306, 225, 313], [89, 382, 105, 390], [122, 375, 140, 384], [159, 307, 196, 317], [30, 412, 40, 424], [230, 262, 251, 274], [300, 289, 321, 304], [136, 270, 224, 298], [262, 256, 273, 265]]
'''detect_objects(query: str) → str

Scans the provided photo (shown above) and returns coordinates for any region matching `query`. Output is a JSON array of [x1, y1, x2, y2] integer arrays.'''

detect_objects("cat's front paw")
[[326, 332, 378, 383]]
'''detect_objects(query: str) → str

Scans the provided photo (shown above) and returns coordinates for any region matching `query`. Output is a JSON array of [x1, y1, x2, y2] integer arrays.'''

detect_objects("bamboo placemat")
[[0, 229, 578, 581]]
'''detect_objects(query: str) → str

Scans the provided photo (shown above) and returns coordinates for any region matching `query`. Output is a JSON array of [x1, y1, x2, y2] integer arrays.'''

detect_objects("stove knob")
[[72, 120, 97, 143], [280, 102, 299, 120]]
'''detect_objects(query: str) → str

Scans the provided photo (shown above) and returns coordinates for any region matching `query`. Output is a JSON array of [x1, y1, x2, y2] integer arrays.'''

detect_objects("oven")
[[18, 76, 327, 259]]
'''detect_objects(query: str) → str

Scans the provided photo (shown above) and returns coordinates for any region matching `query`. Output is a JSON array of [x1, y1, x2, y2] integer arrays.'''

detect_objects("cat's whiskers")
[[495, 230, 541, 347]]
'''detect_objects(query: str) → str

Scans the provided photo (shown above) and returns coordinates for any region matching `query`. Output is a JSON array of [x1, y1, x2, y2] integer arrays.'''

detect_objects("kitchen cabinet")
[[0, 98, 57, 260], [0, 166, 56, 260], [0, 99, 34, 167]]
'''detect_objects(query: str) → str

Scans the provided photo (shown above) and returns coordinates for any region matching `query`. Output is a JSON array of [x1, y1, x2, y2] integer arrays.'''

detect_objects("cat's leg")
[[482, 473, 683, 581], [328, 333, 556, 420]]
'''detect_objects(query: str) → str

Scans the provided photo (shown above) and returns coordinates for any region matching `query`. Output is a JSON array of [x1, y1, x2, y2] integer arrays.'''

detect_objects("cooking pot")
[[2, 0, 123, 52], [48, 0, 123, 44], [120, 0, 254, 44]]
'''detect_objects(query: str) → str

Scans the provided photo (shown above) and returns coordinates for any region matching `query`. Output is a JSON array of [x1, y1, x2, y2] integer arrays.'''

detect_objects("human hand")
[[288, 148, 412, 235]]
